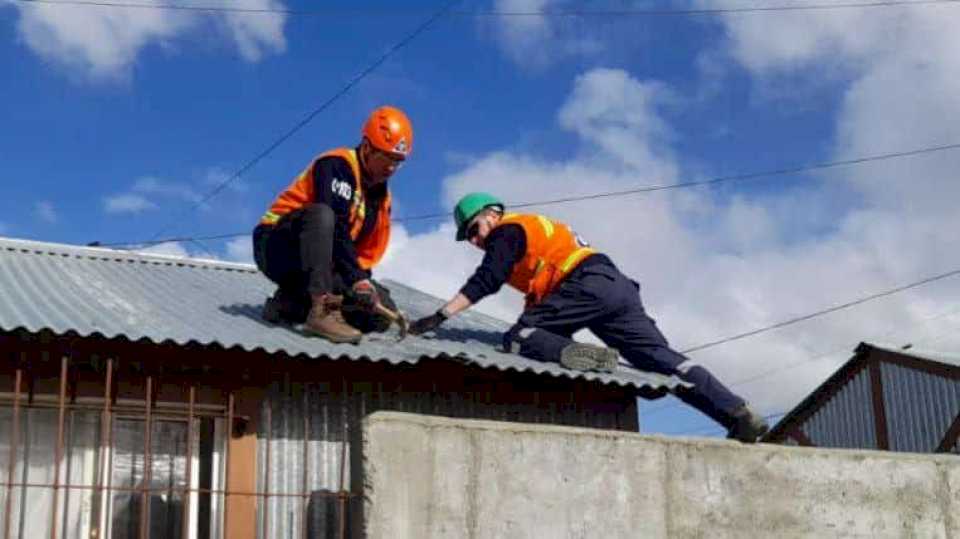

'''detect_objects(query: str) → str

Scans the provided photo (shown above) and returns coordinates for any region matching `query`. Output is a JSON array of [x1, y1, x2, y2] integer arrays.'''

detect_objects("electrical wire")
[[642, 304, 960, 418], [13, 0, 960, 16], [143, 0, 460, 243], [677, 268, 960, 355], [98, 141, 960, 248]]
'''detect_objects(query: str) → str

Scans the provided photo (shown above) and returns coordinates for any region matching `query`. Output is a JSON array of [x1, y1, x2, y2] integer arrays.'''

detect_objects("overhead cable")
[[677, 267, 960, 355], [143, 0, 459, 243], [99, 141, 960, 248], [14, 0, 960, 16], [643, 304, 960, 418]]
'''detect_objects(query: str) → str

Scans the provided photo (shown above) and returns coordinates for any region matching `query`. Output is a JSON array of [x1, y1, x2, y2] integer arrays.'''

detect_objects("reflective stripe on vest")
[[497, 213, 596, 307], [259, 147, 392, 270]]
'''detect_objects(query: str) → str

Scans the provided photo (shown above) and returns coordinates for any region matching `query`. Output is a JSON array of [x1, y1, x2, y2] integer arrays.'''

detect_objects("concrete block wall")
[[363, 411, 959, 539]]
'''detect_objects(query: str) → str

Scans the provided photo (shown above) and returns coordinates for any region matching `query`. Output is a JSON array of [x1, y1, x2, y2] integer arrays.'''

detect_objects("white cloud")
[[488, 0, 603, 69], [34, 200, 58, 224], [103, 176, 206, 215], [380, 65, 960, 419], [104, 193, 157, 214], [217, 2, 286, 62], [134, 240, 229, 261], [6, 0, 286, 80], [707, 0, 960, 216], [224, 236, 254, 264], [132, 177, 202, 204], [204, 167, 247, 193], [136, 241, 190, 258], [558, 68, 677, 174]]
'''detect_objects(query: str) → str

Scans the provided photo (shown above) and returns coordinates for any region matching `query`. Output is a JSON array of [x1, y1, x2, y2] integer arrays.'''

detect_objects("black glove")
[[409, 310, 448, 335], [351, 279, 380, 312]]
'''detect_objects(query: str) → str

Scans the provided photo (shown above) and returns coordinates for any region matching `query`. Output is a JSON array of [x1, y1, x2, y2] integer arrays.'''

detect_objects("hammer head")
[[374, 303, 409, 341]]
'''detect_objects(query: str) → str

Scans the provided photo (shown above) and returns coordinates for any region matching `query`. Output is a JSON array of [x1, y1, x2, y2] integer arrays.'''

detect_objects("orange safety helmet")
[[362, 106, 413, 158]]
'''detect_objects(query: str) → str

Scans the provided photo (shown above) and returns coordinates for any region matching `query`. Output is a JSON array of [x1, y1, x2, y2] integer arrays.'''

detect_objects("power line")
[[643, 304, 960, 418], [98, 140, 960, 248], [481, 0, 960, 15], [652, 297, 960, 434], [677, 267, 960, 355], [13, 0, 960, 16], [144, 0, 460, 243]]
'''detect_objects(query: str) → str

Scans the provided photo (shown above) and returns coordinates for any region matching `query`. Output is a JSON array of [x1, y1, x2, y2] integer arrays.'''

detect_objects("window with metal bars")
[[0, 397, 226, 539]]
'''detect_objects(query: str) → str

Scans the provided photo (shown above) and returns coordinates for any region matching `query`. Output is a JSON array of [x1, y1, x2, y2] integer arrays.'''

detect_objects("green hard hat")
[[453, 192, 504, 241]]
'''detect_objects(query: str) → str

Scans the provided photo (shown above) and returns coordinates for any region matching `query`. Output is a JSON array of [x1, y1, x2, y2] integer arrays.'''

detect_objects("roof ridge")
[[0, 235, 257, 273]]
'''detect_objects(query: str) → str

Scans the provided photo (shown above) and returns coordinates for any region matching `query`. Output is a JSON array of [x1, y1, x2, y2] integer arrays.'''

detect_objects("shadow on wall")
[[307, 490, 356, 538]]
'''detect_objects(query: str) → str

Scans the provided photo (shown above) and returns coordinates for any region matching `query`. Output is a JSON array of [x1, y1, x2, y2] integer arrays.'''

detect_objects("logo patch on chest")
[[331, 178, 353, 200]]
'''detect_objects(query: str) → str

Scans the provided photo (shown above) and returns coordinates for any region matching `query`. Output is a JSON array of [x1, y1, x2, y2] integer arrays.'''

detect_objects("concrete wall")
[[363, 412, 960, 539]]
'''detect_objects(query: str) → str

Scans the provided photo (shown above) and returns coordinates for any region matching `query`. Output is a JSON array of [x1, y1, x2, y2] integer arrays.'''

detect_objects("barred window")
[[0, 399, 226, 539]]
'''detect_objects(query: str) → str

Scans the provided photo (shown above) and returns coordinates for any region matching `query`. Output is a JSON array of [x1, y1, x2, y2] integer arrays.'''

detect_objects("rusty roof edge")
[[0, 324, 680, 391]]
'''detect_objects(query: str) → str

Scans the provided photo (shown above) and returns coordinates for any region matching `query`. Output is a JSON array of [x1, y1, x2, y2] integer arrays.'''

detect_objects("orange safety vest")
[[496, 213, 597, 307], [259, 148, 392, 270]]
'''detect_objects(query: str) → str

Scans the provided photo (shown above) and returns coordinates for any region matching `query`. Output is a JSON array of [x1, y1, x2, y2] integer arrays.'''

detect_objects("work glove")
[[409, 310, 448, 336], [351, 279, 381, 312]]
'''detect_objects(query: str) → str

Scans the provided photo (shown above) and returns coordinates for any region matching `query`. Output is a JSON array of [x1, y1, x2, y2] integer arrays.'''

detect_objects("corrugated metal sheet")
[[0, 237, 681, 391], [880, 361, 960, 453], [256, 381, 631, 538], [800, 367, 877, 449]]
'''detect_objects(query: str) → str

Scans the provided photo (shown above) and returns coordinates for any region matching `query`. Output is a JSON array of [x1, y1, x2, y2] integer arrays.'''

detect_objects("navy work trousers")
[[252, 204, 395, 332], [505, 257, 746, 429]]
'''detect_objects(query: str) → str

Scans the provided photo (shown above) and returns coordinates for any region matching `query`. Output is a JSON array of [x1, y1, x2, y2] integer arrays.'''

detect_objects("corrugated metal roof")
[[765, 341, 960, 450], [0, 237, 681, 392], [880, 361, 960, 452], [800, 367, 878, 449]]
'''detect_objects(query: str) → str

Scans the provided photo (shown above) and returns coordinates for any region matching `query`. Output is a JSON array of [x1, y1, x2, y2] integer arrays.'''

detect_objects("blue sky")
[[3, 0, 960, 437]]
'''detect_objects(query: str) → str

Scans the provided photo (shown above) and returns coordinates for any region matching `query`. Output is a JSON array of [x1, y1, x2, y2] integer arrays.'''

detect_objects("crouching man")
[[252, 106, 412, 344], [409, 193, 769, 442]]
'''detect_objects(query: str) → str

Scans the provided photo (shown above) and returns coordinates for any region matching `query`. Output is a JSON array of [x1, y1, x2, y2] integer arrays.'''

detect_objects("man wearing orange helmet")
[[252, 106, 413, 344]]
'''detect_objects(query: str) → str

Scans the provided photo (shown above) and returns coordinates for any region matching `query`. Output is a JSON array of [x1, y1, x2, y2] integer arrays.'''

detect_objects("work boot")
[[303, 294, 362, 344], [559, 343, 620, 372], [262, 289, 309, 325], [726, 405, 769, 443]]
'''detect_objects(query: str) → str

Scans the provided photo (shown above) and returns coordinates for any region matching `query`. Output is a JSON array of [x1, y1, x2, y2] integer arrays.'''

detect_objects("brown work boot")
[[303, 294, 362, 344]]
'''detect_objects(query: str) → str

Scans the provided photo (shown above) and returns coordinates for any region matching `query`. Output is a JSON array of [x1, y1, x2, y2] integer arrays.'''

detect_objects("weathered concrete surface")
[[363, 412, 960, 539]]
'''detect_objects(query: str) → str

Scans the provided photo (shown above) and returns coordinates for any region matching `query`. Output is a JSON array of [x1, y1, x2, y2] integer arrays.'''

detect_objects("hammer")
[[374, 303, 410, 341]]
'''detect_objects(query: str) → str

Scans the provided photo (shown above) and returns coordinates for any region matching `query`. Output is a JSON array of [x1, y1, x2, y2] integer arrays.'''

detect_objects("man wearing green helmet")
[[409, 192, 769, 443]]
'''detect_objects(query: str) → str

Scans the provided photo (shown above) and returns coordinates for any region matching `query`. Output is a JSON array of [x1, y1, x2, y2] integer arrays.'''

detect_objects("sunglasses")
[[467, 221, 481, 241], [371, 147, 405, 166]]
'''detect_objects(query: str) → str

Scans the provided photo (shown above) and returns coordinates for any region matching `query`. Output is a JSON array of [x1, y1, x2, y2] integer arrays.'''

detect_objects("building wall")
[[365, 412, 960, 539], [256, 368, 639, 539], [0, 335, 640, 539]]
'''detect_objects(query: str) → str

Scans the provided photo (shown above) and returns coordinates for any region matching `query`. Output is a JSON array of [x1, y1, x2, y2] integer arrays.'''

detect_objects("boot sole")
[[301, 326, 362, 344], [560, 344, 619, 372], [728, 419, 770, 443]]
